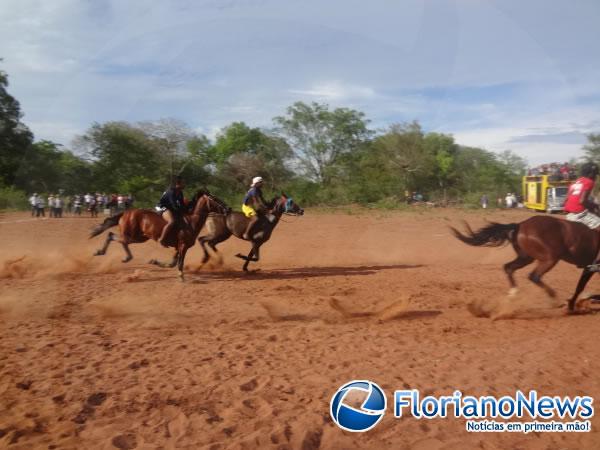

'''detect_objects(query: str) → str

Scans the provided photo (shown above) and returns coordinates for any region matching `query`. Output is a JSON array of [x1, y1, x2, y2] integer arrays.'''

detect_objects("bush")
[[0, 186, 29, 210]]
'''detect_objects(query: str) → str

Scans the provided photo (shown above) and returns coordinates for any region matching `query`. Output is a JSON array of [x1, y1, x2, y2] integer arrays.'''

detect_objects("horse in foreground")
[[90, 190, 229, 280], [198, 194, 304, 271], [451, 215, 600, 312]]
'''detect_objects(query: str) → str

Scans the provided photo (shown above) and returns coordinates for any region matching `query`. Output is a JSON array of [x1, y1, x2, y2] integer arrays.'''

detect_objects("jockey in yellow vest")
[[242, 176, 267, 240]]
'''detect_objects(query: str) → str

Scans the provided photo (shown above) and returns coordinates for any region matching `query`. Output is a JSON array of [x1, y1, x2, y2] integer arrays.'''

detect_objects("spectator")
[[505, 193, 514, 208], [36, 196, 45, 217], [29, 193, 38, 216], [480, 194, 489, 209], [54, 195, 63, 218]]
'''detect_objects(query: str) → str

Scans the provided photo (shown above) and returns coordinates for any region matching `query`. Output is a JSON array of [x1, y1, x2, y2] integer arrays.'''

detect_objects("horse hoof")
[[508, 288, 518, 297], [94, 250, 104, 256], [149, 259, 156, 264], [178, 271, 184, 282], [122, 257, 132, 263]]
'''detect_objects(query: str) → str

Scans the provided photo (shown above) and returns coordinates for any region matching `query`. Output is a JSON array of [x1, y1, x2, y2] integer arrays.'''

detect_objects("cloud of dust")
[[467, 290, 566, 320], [0, 250, 120, 280]]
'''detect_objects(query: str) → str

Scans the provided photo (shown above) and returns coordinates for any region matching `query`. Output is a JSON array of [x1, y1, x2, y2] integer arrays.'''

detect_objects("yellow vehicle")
[[522, 175, 572, 213]]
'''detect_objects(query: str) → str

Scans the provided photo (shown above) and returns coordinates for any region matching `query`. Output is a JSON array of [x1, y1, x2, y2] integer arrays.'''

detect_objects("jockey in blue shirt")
[[158, 176, 185, 247]]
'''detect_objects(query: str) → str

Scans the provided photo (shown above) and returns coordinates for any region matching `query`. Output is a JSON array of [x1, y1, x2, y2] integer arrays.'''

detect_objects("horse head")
[[274, 193, 304, 216]]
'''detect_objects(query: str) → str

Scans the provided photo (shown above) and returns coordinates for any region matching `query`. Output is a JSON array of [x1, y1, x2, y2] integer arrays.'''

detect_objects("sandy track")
[[1, 208, 600, 449]]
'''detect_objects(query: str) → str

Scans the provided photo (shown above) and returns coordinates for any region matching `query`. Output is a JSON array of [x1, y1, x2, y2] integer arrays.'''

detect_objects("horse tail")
[[89, 212, 124, 239], [450, 221, 519, 247]]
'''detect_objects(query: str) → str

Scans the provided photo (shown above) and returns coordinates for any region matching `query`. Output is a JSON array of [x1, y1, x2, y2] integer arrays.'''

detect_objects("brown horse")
[[90, 190, 229, 280], [198, 194, 304, 271], [451, 215, 600, 312]]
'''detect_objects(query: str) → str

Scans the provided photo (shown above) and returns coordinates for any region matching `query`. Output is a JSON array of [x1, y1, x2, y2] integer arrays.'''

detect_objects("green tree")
[[274, 102, 372, 184], [583, 133, 600, 164], [74, 122, 165, 193], [0, 64, 34, 186]]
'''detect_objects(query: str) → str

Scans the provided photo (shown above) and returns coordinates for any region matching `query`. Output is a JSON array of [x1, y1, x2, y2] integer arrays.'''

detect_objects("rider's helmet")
[[251, 176, 263, 187]]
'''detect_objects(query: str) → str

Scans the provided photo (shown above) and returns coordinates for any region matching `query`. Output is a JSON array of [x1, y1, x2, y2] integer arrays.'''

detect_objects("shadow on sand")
[[194, 263, 423, 281]]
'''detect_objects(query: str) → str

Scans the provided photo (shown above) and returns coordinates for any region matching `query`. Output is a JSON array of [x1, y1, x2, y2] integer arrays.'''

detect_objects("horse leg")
[[568, 268, 595, 312], [150, 250, 179, 268], [199, 237, 211, 264], [120, 241, 133, 263], [94, 231, 115, 256], [503, 254, 534, 296], [242, 245, 258, 272], [527, 259, 558, 298], [177, 246, 189, 281]]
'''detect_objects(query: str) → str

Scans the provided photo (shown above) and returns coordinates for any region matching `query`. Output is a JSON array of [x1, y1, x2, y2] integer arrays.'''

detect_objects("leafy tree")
[[583, 133, 600, 164], [0, 64, 34, 186], [212, 122, 292, 191], [74, 122, 166, 192], [274, 102, 372, 184]]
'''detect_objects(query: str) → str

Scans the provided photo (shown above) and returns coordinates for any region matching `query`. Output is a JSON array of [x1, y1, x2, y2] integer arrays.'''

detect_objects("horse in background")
[[90, 190, 229, 281], [198, 194, 304, 271], [451, 215, 600, 312]]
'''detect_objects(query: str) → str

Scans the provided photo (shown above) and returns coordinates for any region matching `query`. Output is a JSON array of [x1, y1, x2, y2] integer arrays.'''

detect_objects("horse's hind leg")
[[120, 242, 133, 263], [198, 237, 212, 264], [528, 259, 558, 298], [504, 254, 534, 295], [94, 232, 115, 256], [568, 268, 594, 312]]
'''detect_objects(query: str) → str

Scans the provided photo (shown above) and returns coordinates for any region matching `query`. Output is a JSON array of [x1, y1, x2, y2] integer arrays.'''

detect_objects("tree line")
[[2, 64, 599, 210]]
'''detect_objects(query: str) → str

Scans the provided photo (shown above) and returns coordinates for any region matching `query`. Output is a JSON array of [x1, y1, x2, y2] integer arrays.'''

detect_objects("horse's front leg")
[[94, 231, 115, 256], [242, 244, 260, 272], [177, 246, 189, 281], [149, 250, 179, 268]]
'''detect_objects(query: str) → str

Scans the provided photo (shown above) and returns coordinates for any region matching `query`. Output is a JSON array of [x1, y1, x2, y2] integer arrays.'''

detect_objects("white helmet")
[[251, 176, 263, 186]]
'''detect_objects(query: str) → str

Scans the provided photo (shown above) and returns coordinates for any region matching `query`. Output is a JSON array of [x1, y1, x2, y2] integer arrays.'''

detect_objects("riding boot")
[[159, 222, 174, 247]]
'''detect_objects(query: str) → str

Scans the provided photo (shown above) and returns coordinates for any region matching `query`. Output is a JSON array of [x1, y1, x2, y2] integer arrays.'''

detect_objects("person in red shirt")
[[564, 162, 600, 229]]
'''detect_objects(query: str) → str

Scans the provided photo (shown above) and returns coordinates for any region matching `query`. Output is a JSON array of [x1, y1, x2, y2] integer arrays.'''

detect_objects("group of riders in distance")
[[90, 175, 303, 278], [89, 163, 600, 314]]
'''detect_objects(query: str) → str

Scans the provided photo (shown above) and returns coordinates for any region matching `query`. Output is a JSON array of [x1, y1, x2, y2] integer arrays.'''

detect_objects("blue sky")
[[1, 0, 599, 165]]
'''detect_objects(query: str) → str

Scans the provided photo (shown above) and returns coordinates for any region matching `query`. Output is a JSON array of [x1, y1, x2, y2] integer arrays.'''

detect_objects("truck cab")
[[522, 175, 571, 213]]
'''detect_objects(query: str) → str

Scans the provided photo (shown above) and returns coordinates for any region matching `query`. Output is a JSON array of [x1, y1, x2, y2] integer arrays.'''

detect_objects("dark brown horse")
[[451, 215, 600, 312], [198, 194, 304, 271], [90, 190, 229, 280]]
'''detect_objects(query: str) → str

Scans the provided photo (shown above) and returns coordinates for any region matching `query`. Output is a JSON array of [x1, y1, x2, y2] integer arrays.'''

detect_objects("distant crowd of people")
[[527, 162, 577, 181], [28, 192, 134, 218]]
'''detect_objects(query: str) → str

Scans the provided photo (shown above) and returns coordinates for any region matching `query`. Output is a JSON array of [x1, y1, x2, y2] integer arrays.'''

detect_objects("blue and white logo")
[[330, 380, 387, 432]]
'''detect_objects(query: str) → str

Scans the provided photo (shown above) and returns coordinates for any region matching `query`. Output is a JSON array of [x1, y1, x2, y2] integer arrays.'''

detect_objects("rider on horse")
[[564, 162, 600, 229], [242, 176, 268, 240], [158, 176, 186, 247]]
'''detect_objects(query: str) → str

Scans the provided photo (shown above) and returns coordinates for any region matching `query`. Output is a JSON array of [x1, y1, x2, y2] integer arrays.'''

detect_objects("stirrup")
[[586, 263, 600, 272]]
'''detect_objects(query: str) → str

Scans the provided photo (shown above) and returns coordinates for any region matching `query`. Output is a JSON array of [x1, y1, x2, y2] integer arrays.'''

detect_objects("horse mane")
[[188, 189, 230, 214]]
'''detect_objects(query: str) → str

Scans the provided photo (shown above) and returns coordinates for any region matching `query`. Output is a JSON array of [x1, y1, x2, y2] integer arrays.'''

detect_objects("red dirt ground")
[[1, 208, 599, 449]]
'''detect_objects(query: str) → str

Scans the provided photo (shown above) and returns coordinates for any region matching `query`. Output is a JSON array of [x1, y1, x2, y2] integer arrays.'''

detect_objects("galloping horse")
[[198, 194, 304, 271], [451, 215, 600, 312], [90, 190, 229, 280]]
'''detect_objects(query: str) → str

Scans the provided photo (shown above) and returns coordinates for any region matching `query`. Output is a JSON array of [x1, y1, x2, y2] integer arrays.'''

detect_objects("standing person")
[[36, 196, 45, 217], [88, 195, 98, 218], [117, 194, 125, 212], [54, 195, 63, 218], [74, 195, 82, 216], [157, 176, 186, 247], [505, 193, 513, 209], [29, 193, 38, 216], [564, 162, 600, 229], [242, 176, 268, 240], [126, 193, 134, 209], [480, 194, 488, 209], [48, 194, 55, 218]]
